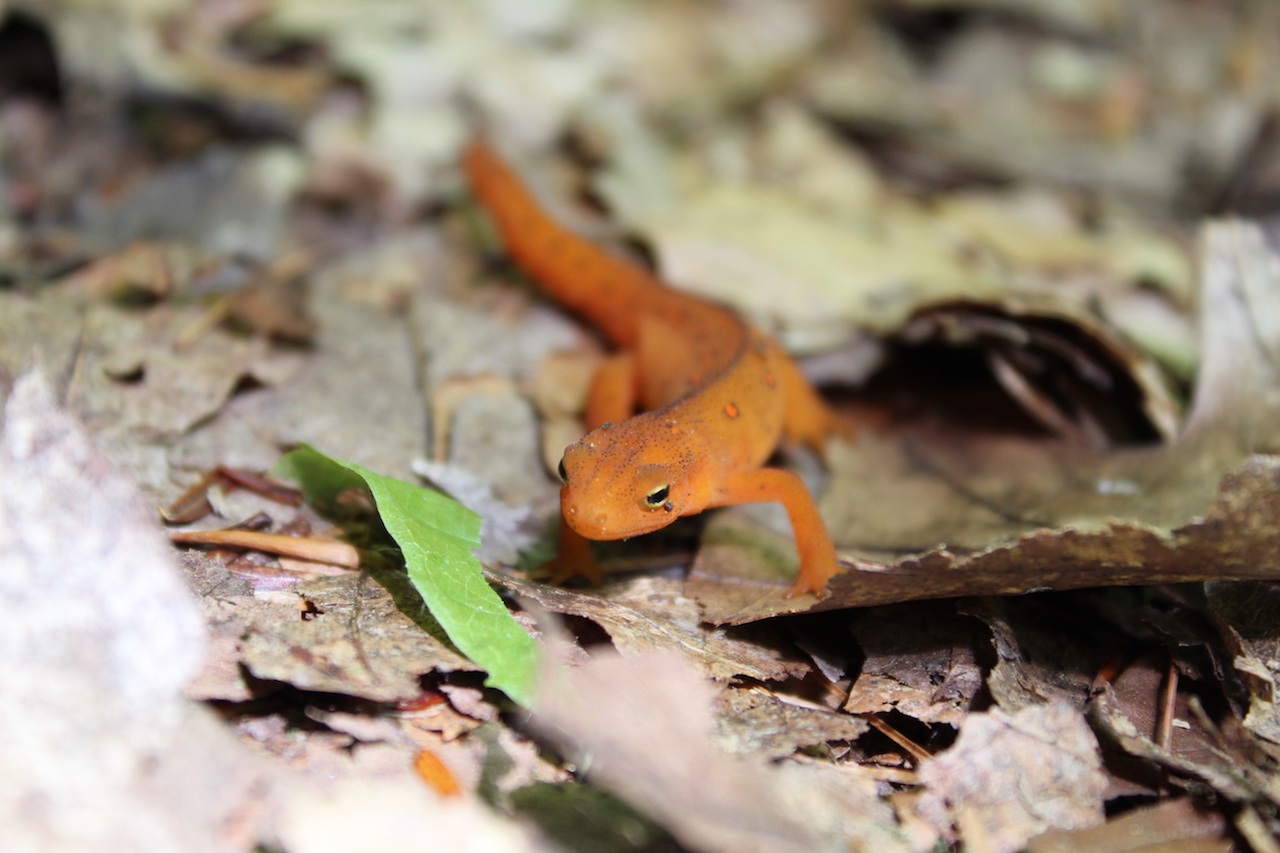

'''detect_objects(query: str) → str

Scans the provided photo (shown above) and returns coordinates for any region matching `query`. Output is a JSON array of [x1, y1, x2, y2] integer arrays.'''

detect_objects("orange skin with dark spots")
[[463, 139, 845, 598]]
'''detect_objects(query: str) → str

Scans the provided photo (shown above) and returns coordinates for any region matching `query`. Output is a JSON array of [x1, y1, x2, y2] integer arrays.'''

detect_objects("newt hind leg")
[[584, 351, 638, 430], [776, 349, 848, 455]]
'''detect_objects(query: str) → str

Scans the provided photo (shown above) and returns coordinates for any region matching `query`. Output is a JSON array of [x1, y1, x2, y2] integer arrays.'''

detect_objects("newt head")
[[556, 414, 714, 541]]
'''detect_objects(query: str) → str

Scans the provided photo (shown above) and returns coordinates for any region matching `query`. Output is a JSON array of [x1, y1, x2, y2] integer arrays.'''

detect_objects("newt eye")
[[557, 458, 568, 484], [643, 484, 670, 509]]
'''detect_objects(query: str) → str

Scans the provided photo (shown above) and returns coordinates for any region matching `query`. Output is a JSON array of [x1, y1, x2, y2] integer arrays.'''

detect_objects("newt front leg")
[[542, 515, 604, 587], [540, 351, 639, 586], [709, 467, 840, 598]]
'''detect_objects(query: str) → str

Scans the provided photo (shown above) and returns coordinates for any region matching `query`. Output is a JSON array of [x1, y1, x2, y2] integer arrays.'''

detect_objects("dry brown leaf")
[[188, 593, 268, 704], [714, 686, 868, 759], [496, 573, 809, 683], [61, 239, 221, 302], [641, 179, 992, 347], [223, 250, 318, 343], [325, 230, 447, 311], [412, 291, 582, 512], [691, 222, 1280, 623], [528, 349, 599, 474], [932, 190, 1192, 298], [1207, 581, 1280, 745], [799, 20, 935, 133], [844, 602, 984, 725], [1234, 804, 1280, 853], [161, 13, 333, 113], [171, 241, 432, 486], [428, 375, 520, 462], [1026, 796, 1230, 853], [85, 146, 302, 261], [533, 649, 908, 853], [189, 581, 319, 704], [1087, 685, 1273, 805], [915, 702, 1108, 853], [239, 572, 479, 703], [750, 101, 883, 217], [597, 1, 832, 122], [436, 385, 551, 510], [1099, 652, 1230, 799], [897, 299, 1181, 443], [529, 349, 598, 421], [0, 279, 89, 387], [0, 281, 303, 466], [813, 9, 1262, 209], [400, 696, 486, 743], [626, 132, 1187, 358], [472, 721, 573, 798], [966, 598, 1098, 712]]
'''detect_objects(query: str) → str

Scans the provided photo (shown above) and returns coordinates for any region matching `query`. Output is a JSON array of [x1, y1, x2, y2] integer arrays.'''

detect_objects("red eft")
[[463, 139, 845, 598]]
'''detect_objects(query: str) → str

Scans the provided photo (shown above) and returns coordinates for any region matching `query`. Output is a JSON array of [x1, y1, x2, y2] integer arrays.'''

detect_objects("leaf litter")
[[3, 1, 1280, 851], [689, 224, 1280, 623]]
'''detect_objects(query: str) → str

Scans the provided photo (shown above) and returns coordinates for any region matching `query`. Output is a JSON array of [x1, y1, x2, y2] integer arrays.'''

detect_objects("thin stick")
[[171, 529, 360, 568]]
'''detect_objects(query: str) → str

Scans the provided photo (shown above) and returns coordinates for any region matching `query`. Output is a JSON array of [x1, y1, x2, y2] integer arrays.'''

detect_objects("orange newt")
[[463, 139, 846, 598]]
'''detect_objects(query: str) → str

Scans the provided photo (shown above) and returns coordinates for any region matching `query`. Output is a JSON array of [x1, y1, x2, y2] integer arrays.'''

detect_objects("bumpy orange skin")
[[463, 139, 845, 598]]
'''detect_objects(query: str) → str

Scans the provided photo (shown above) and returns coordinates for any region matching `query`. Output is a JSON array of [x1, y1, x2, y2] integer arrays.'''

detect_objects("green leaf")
[[272, 445, 540, 706]]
